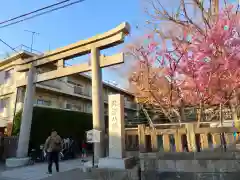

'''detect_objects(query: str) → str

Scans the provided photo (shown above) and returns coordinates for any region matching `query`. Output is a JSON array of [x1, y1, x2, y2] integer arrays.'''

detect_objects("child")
[[81, 140, 87, 158]]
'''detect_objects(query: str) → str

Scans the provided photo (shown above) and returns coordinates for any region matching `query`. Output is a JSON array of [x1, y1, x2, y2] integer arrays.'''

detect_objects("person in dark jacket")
[[0, 132, 4, 160], [44, 130, 62, 174]]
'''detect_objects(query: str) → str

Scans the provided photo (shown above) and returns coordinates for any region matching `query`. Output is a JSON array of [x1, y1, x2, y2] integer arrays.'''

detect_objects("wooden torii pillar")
[[14, 22, 130, 162]]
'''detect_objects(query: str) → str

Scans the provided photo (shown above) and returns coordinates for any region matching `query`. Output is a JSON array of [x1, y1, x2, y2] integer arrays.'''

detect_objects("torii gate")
[[15, 22, 130, 161]]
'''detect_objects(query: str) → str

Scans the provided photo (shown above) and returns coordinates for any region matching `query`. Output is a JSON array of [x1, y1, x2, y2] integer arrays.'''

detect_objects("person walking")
[[81, 140, 87, 158], [44, 129, 62, 174]]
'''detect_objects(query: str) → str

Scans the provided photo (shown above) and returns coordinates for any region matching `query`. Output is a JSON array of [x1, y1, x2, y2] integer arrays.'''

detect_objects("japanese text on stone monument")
[[111, 100, 118, 127]]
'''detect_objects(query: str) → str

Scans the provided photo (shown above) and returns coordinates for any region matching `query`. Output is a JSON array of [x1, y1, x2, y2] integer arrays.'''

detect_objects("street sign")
[[86, 129, 101, 143]]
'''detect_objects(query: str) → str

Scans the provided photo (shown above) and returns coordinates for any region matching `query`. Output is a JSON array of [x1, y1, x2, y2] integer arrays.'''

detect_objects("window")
[[75, 104, 83, 111], [67, 80, 75, 85], [37, 99, 51, 106], [67, 80, 83, 87], [66, 104, 72, 109], [86, 87, 91, 97], [87, 104, 92, 113], [68, 80, 85, 95], [125, 96, 132, 102], [0, 99, 5, 112], [108, 91, 113, 95], [4, 69, 13, 82], [74, 86, 83, 95], [17, 88, 25, 103], [66, 103, 83, 111], [0, 98, 9, 112]]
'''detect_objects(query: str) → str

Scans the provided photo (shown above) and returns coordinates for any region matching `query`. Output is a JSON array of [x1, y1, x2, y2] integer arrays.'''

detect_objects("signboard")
[[86, 129, 101, 143]]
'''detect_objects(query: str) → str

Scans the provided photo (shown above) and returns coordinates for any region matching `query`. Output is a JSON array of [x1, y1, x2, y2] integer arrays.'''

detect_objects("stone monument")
[[98, 94, 136, 169]]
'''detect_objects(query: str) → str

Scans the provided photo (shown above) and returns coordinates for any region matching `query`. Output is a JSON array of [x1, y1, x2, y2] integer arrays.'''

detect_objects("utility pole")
[[24, 30, 40, 52]]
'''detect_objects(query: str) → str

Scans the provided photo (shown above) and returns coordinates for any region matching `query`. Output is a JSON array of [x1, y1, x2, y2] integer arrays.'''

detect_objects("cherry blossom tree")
[[175, 4, 240, 126], [126, 34, 188, 123], [126, 1, 240, 126]]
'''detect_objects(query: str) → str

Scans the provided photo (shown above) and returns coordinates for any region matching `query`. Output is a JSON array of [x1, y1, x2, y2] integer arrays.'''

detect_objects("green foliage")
[[29, 107, 108, 149], [12, 109, 23, 136], [11, 106, 108, 151]]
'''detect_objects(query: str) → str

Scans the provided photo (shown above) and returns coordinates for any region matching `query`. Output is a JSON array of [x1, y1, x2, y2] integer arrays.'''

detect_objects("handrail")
[[141, 105, 156, 130]]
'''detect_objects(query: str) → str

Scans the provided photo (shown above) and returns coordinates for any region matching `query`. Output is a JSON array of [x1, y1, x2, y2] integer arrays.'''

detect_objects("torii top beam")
[[15, 22, 130, 87], [16, 22, 130, 72]]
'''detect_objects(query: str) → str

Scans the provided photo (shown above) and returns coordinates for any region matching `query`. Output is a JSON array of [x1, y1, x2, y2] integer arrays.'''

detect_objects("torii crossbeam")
[[15, 22, 130, 164], [16, 22, 129, 86]]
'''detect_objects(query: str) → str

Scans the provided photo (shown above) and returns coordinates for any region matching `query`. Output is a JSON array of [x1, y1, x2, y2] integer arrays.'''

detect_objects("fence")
[[125, 124, 239, 152], [0, 125, 238, 161]]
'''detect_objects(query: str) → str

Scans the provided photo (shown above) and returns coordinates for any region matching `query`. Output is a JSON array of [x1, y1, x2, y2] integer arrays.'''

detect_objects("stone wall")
[[87, 167, 139, 180], [126, 151, 139, 158], [140, 152, 240, 180]]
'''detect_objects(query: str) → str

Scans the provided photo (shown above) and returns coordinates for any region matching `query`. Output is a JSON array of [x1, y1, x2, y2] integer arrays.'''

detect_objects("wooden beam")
[[200, 134, 209, 150], [16, 53, 124, 87], [155, 128, 186, 135], [151, 130, 158, 151], [163, 134, 170, 152], [195, 127, 238, 134], [17, 22, 130, 72], [225, 133, 234, 145], [186, 123, 197, 152], [125, 130, 138, 136], [57, 59, 64, 68], [138, 124, 146, 152], [212, 133, 221, 150], [174, 130, 182, 152], [17, 33, 124, 72]]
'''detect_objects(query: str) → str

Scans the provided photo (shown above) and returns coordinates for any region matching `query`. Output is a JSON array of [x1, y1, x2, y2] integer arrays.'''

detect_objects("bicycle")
[[28, 149, 36, 165]]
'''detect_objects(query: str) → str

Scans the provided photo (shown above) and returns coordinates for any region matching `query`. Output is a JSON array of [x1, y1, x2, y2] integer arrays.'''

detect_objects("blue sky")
[[0, 0, 146, 88], [0, 0, 237, 88]]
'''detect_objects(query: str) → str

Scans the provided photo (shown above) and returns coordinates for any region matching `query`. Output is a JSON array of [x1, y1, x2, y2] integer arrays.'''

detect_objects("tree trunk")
[[219, 104, 226, 151], [197, 102, 203, 127], [172, 108, 181, 124], [180, 100, 186, 122], [231, 105, 240, 132]]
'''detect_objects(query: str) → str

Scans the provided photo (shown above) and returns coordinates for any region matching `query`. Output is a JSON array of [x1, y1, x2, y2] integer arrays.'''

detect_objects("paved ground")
[[1, 159, 240, 180], [40, 169, 93, 180], [0, 159, 87, 180]]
